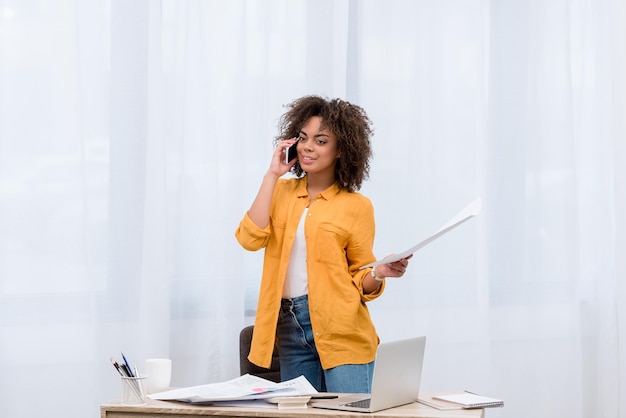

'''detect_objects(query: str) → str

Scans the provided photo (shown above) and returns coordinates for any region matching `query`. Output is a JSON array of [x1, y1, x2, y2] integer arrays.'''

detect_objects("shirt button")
[[308, 213, 312, 216]]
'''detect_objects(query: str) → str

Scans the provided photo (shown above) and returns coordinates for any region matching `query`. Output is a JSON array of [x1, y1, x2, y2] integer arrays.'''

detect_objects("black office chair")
[[239, 325, 281, 382]]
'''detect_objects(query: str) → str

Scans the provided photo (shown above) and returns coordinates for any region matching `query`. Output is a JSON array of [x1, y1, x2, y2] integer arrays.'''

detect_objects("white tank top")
[[282, 207, 308, 298]]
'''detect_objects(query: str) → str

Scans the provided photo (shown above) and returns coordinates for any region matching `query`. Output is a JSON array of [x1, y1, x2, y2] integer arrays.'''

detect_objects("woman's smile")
[[299, 155, 315, 164]]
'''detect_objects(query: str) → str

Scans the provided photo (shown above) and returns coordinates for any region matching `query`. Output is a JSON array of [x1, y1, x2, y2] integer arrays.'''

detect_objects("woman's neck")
[[306, 173, 336, 197]]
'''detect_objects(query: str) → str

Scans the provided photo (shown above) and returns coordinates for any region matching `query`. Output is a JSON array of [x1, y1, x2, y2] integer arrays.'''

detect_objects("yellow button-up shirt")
[[235, 177, 384, 370]]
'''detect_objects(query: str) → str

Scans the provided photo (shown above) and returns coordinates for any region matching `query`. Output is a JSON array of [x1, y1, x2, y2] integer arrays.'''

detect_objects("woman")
[[235, 95, 411, 393]]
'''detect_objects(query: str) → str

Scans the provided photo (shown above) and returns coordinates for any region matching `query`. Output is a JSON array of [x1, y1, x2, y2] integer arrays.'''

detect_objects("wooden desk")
[[101, 398, 484, 418]]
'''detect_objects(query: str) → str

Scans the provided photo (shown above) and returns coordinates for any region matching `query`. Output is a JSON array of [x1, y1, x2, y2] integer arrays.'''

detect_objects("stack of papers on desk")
[[148, 374, 318, 406]]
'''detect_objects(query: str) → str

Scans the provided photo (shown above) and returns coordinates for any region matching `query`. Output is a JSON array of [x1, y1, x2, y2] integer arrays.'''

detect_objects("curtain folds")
[[0, 1, 624, 417]]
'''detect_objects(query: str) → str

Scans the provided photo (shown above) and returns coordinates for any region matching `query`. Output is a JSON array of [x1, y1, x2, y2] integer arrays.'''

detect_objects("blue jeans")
[[277, 294, 375, 393]]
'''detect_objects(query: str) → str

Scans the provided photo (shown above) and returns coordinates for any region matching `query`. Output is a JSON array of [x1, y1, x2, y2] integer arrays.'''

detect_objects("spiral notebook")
[[432, 392, 503, 409]]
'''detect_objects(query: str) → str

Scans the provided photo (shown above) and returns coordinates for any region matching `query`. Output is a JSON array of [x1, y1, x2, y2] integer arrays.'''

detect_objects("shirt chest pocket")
[[314, 222, 349, 266]]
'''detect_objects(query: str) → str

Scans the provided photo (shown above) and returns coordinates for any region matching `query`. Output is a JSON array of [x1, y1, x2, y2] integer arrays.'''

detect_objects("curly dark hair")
[[274, 95, 374, 192]]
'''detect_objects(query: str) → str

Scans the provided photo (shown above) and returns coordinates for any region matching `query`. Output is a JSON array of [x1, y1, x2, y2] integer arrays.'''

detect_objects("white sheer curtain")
[[0, 1, 624, 417]]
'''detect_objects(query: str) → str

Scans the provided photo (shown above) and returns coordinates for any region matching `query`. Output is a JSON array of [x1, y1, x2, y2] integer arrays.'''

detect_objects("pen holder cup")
[[121, 375, 148, 405]]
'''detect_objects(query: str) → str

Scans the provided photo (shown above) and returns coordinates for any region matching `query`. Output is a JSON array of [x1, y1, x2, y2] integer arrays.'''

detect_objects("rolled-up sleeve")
[[235, 211, 271, 251]]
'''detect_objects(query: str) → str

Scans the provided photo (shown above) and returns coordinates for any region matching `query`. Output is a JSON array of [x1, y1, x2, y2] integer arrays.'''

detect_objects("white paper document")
[[361, 197, 482, 269], [148, 374, 318, 404]]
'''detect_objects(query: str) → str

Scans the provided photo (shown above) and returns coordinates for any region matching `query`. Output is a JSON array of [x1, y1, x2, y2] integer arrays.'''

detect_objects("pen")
[[121, 352, 135, 377], [133, 365, 145, 396], [120, 363, 133, 377], [110, 358, 124, 376], [310, 394, 339, 400]]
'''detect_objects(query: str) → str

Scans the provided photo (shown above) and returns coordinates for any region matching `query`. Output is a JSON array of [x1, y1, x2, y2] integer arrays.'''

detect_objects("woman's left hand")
[[378, 254, 413, 278]]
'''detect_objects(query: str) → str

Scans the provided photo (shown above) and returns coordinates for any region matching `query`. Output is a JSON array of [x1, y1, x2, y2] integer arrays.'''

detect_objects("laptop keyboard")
[[343, 398, 371, 408]]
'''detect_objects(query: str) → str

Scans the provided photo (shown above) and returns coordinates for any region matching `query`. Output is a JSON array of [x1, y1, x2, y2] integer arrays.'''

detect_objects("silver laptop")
[[310, 336, 426, 413]]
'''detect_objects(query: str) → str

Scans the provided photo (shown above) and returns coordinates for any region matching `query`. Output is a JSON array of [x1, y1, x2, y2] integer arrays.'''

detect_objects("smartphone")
[[284, 141, 298, 164]]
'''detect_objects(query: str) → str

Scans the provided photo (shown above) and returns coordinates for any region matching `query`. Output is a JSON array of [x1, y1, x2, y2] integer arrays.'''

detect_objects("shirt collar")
[[296, 176, 341, 200]]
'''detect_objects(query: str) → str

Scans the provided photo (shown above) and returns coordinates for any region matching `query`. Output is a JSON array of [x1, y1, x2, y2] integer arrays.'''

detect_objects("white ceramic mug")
[[144, 358, 172, 394]]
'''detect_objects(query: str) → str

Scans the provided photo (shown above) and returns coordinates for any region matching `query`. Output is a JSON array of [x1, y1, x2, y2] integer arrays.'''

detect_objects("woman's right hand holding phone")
[[248, 138, 299, 229], [268, 138, 298, 177]]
